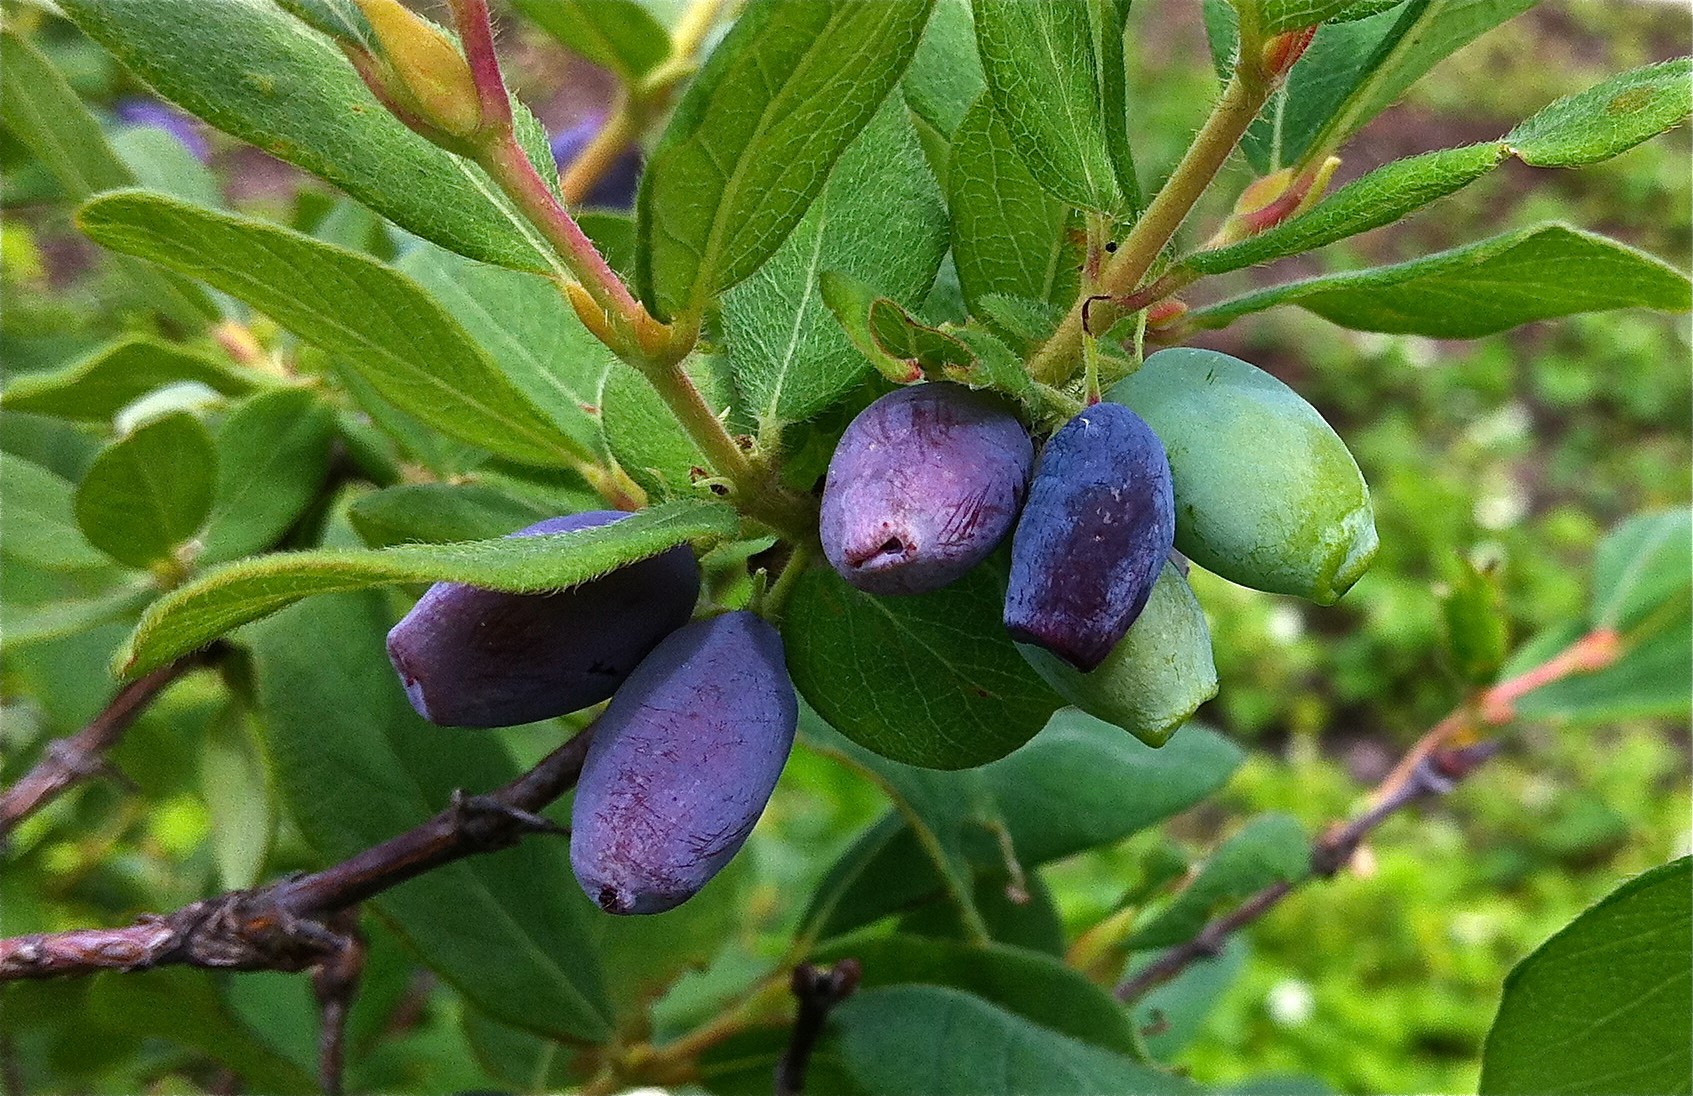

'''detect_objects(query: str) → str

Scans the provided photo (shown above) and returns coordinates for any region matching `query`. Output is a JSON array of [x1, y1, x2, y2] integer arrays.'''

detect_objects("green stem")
[[1026, 69, 1272, 384], [760, 544, 813, 621]]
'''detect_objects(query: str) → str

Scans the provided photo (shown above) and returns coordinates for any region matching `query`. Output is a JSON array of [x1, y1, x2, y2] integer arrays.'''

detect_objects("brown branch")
[[1115, 739, 1500, 1003], [0, 654, 213, 841], [1113, 625, 1623, 1003], [311, 913, 366, 1096], [0, 724, 592, 982], [774, 959, 861, 1096]]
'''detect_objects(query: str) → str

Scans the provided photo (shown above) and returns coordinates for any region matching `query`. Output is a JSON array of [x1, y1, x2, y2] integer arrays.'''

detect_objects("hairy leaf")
[[724, 97, 947, 430], [948, 94, 1080, 315], [80, 192, 590, 468], [974, 0, 1122, 212], [0, 337, 257, 422], [1192, 224, 1691, 336], [118, 500, 738, 676], [61, 0, 561, 273], [637, 0, 935, 320]]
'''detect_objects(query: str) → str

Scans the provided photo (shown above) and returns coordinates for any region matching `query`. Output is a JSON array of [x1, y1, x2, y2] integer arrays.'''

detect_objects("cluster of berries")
[[387, 512, 796, 916]]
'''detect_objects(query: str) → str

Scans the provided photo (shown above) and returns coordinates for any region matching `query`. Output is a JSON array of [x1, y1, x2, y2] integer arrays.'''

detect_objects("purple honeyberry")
[[113, 97, 210, 162], [1003, 402, 1175, 672], [386, 511, 699, 728], [820, 382, 1034, 596], [570, 611, 798, 914], [550, 113, 642, 209]]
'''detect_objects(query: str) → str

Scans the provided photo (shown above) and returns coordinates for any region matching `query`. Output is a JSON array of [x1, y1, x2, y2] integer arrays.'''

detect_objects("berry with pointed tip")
[[820, 382, 1033, 596], [1003, 403, 1175, 671], [386, 511, 699, 728], [570, 611, 798, 914]]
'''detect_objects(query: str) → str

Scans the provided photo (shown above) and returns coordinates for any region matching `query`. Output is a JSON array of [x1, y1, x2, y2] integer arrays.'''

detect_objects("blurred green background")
[[2, 2, 1687, 1094]]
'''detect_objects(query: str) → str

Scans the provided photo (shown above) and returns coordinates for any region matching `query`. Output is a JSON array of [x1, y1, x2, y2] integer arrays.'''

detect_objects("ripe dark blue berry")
[[570, 611, 798, 914], [1003, 402, 1176, 672], [820, 382, 1033, 596], [386, 511, 699, 728]]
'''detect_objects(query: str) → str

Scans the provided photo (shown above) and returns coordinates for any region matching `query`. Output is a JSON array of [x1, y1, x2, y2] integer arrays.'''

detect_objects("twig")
[[774, 959, 861, 1096], [0, 725, 592, 981], [311, 913, 366, 1096], [0, 654, 211, 841], [1115, 740, 1500, 1003]]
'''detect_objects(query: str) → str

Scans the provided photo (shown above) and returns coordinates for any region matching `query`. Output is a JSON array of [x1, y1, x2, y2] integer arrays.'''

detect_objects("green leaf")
[[247, 589, 615, 1042], [0, 28, 215, 328], [74, 413, 217, 570], [1252, 0, 1362, 33], [1125, 813, 1309, 949], [1439, 553, 1509, 686], [396, 240, 618, 462], [801, 709, 997, 939], [79, 191, 591, 468], [1590, 510, 1692, 632], [1089, 0, 1142, 213], [1479, 857, 1691, 1096], [1188, 61, 1690, 277], [0, 456, 124, 571], [1224, 0, 1541, 173], [202, 389, 337, 562], [110, 124, 224, 211], [636, 0, 936, 320], [511, 0, 671, 83], [973, 0, 1122, 212], [898, 870, 1068, 956], [829, 986, 1192, 1095], [84, 970, 317, 1093], [901, 0, 986, 137], [816, 936, 1145, 1056], [200, 702, 276, 889], [948, 94, 1080, 315], [1184, 143, 1508, 276], [807, 716, 1244, 940], [723, 97, 947, 429], [1507, 58, 1693, 167], [0, 336, 257, 422], [347, 483, 555, 548], [118, 499, 736, 676], [1191, 224, 1692, 337], [0, 583, 154, 650], [60, 0, 562, 274], [783, 560, 1063, 769]]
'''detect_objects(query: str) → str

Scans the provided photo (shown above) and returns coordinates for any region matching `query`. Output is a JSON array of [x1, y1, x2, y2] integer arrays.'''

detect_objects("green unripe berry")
[[1107, 348, 1377, 605], [1016, 561, 1217, 747]]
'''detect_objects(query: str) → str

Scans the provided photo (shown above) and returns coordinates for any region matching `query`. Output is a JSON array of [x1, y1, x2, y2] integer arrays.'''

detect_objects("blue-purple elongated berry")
[[386, 512, 699, 728], [570, 611, 798, 914], [550, 114, 642, 209], [820, 382, 1034, 596], [1003, 402, 1175, 672]]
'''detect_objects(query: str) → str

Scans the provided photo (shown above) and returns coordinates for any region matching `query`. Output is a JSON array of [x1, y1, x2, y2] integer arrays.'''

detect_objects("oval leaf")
[[783, 561, 1063, 770], [75, 412, 217, 570], [1480, 857, 1691, 1096]]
